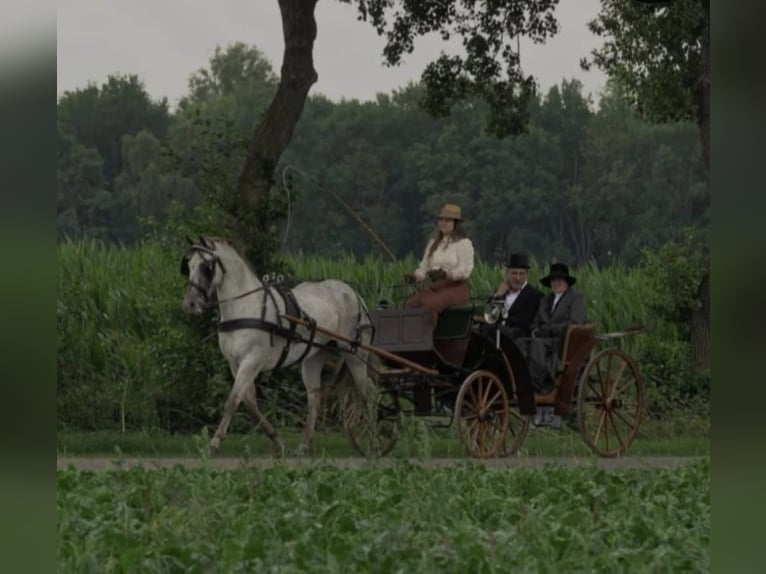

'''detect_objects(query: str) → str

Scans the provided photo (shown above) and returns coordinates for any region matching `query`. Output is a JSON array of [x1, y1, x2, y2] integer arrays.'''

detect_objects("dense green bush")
[[57, 238, 709, 433]]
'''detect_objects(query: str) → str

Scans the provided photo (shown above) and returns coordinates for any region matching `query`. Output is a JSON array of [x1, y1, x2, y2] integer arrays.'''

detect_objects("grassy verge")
[[57, 428, 709, 459]]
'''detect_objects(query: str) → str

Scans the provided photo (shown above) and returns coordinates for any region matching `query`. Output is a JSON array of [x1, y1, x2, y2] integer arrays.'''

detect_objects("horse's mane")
[[205, 236, 261, 280]]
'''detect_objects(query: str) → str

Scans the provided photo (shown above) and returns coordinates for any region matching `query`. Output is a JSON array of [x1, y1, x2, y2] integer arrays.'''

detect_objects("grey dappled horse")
[[180, 236, 374, 454]]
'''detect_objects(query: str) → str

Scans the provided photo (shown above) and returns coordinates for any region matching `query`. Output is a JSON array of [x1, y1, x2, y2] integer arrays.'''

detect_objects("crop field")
[[58, 458, 709, 573]]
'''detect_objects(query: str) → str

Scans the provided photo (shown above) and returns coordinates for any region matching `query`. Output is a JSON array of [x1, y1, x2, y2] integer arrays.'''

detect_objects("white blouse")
[[414, 236, 475, 282]]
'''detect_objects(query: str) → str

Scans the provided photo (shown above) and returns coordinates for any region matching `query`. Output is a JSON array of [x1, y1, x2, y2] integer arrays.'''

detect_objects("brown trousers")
[[404, 279, 470, 323]]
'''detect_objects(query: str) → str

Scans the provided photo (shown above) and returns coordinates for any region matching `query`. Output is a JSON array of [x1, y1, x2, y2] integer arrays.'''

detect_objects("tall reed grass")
[[57, 239, 700, 433]]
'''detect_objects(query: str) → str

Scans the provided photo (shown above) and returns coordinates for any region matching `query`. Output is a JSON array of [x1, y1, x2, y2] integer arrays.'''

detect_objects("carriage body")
[[351, 303, 645, 459]]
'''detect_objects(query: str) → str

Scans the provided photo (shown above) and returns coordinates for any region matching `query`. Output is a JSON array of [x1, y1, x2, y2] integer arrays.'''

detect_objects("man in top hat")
[[525, 262, 587, 393], [489, 253, 544, 341]]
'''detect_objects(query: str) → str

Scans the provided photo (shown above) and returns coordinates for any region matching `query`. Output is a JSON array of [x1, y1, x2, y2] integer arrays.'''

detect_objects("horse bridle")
[[180, 245, 227, 306], [180, 244, 267, 307]]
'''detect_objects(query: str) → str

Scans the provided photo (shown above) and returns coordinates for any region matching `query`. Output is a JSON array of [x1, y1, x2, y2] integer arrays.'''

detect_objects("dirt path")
[[57, 456, 702, 472]]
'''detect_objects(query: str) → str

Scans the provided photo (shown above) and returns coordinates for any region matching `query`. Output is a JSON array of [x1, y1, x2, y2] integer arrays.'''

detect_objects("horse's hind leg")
[[210, 358, 263, 451], [298, 352, 326, 456], [242, 383, 284, 456], [344, 349, 375, 421]]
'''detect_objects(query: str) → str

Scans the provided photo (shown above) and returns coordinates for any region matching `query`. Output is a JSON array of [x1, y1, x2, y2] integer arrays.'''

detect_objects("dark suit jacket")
[[498, 283, 544, 334], [531, 287, 587, 339]]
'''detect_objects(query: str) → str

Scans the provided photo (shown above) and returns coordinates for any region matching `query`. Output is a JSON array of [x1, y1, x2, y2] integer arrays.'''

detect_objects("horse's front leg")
[[210, 358, 262, 451], [242, 383, 285, 456], [298, 353, 326, 456]]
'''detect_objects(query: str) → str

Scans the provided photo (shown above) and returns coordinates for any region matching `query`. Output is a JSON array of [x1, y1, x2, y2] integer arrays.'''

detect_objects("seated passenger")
[[522, 262, 587, 393], [482, 252, 544, 342], [403, 203, 475, 325]]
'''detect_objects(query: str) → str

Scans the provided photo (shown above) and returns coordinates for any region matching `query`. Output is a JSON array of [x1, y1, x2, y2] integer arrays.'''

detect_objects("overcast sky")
[[57, 0, 607, 107]]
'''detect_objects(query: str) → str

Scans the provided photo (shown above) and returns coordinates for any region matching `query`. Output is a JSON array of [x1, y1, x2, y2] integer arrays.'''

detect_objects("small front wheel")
[[347, 387, 400, 457], [454, 370, 510, 458]]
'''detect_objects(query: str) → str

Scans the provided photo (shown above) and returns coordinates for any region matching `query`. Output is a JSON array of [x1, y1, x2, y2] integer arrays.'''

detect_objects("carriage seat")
[[434, 303, 475, 341], [559, 323, 597, 365]]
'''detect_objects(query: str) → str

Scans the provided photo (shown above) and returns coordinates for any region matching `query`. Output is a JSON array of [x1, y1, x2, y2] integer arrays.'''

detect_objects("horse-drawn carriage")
[[343, 299, 645, 459], [180, 236, 644, 459]]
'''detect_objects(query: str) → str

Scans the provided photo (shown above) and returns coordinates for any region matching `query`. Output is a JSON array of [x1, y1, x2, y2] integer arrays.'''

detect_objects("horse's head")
[[180, 235, 226, 315]]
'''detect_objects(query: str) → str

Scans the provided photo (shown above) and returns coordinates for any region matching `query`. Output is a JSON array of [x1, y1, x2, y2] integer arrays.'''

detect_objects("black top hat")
[[504, 253, 531, 269], [540, 262, 577, 287]]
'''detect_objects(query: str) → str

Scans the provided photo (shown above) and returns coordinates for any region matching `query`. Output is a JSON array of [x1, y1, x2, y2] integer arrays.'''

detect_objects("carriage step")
[[532, 406, 562, 429]]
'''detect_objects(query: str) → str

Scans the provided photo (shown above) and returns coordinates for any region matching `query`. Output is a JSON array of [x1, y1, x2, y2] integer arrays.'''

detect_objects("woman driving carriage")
[[403, 203, 475, 323]]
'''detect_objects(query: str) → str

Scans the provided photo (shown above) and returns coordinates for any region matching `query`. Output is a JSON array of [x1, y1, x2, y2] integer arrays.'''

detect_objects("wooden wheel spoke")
[[457, 370, 516, 457], [613, 377, 637, 400], [488, 416, 505, 436], [608, 361, 628, 400], [466, 419, 480, 447], [486, 388, 503, 407], [476, 379, 484, 406], [481, 378, 494, 404], [477, 422, 487, 451], [607, 410, 626, 451], [586, 378, 605, 401], [611, 407, 637, 430], [593, 409, 607, 446], [468, 384, 479, 405], [462, 401, 479, 415]]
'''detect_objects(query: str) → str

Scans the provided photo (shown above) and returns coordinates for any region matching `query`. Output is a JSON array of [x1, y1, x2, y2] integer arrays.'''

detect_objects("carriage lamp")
[[483, 300, 509, 349], [483, 300, 506, 324]]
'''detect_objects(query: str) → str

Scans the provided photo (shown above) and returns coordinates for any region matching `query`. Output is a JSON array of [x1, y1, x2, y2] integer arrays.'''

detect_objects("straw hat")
[[437, 203, 462, 221]]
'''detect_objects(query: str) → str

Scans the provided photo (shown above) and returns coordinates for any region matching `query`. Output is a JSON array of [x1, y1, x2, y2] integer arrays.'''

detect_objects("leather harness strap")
[[217, 280, 321, 372]]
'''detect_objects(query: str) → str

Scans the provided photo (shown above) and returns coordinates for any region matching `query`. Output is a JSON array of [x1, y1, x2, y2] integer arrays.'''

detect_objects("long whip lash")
[[280, 165, 399, 263]]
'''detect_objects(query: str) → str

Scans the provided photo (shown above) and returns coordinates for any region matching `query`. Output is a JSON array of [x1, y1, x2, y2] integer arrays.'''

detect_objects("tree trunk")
[[236, 0, 318, 211], [696, 0, 710, 170], [690, 270, 710, 370], [689, 1, 710, 372]]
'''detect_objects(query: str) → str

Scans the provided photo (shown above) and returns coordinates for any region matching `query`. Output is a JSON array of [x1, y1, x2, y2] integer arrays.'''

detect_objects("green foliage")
[[56, 239, 229, 432], [57, 74, 170, 190], [583, 0, 707, 125], [282, 80, 707, 265], [58, 459, 710, 572], [58, 239, 708, 433], [349, 0, 561, 138], [640, 228, 708, 329], [57, 44, 708, 268]]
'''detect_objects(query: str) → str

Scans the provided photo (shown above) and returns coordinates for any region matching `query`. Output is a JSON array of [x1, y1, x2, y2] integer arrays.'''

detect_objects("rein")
[[183, 241, 375, 370]]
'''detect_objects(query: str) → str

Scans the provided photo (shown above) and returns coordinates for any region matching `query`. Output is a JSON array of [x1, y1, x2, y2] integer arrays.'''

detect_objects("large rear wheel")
[[454, 370, 509, 458], [577, 348, 643, 457]]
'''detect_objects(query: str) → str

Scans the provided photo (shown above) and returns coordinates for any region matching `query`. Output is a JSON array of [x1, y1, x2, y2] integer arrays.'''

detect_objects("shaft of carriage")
[[281, 313, 438, 376]]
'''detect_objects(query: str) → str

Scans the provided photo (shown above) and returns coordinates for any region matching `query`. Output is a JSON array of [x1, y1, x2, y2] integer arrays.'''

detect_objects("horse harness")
[[181, 245, 373, 372]]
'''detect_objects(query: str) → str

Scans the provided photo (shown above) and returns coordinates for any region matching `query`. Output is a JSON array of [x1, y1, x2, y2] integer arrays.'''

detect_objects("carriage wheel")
[[347, 388, 400, 457], [454, 370, 510, 458], [503, 406, 530, 456], [577, 348, 643, 458]]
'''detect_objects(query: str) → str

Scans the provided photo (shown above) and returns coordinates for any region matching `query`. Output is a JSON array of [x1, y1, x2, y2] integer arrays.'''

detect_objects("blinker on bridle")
[[180, 245, 226, 304]]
